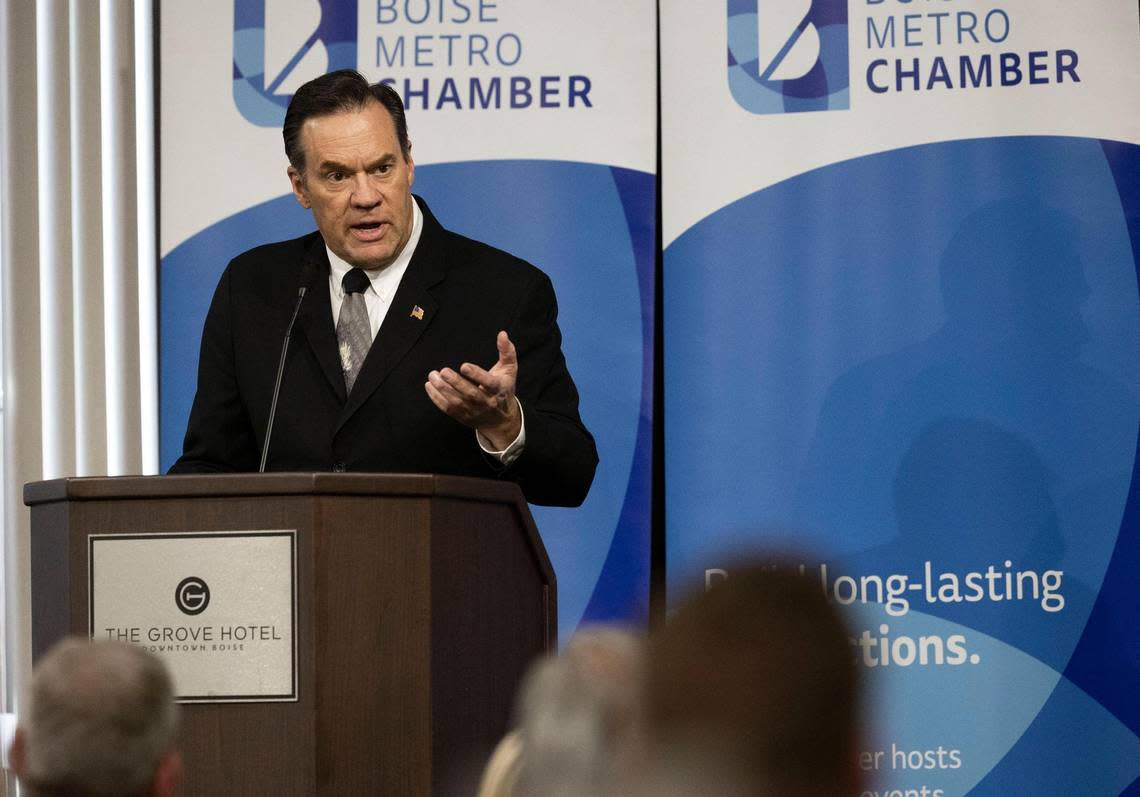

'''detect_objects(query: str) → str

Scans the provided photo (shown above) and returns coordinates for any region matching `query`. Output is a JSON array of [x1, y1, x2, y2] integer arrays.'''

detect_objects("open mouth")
[[351, 221, 387, 241]]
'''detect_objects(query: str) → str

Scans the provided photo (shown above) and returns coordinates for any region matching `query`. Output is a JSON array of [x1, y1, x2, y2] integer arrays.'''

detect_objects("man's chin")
[[342, 244, 397, 271]]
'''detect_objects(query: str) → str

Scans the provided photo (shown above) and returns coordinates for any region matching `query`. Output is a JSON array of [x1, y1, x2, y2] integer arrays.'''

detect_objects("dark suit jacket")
[[170, 198, 598, 506]]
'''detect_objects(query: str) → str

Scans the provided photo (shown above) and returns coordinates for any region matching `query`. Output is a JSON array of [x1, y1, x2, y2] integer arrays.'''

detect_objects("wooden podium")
[[24, 473, 556, 795]]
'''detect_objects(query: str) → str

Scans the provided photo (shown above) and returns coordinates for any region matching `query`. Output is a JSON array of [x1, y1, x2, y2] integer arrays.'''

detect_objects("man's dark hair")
[[645, 560, 861, 795], [282, 69, 410, 172]]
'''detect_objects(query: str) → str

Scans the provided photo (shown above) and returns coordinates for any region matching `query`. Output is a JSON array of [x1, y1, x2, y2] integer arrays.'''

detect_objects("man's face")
[[288, 101, 415, 270]]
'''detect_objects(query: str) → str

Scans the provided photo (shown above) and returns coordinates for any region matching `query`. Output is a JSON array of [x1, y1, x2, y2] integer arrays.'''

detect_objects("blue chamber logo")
[[727, 0, 849, 114], [233, 0, 358, 127]]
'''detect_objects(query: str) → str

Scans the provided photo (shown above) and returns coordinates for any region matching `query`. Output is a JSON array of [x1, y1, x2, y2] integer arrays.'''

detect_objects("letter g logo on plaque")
[[175, 576, 211, 616], [727, 0, 849, 114]]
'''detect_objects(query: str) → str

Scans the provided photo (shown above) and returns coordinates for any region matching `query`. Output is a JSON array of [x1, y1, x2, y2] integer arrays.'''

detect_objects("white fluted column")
[[2, 0, 46, 752], [71, 0, 107, 477], [100, 0, 140, 477], [135, 0, 157, 475], [37, 0, 75, 480], [2, 0, 159, 751]]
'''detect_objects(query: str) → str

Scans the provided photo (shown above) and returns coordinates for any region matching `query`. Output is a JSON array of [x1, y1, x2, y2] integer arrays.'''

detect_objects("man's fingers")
[[428, 368, 502, 421], [455, 331, 516, 394], [427, 371, 463, 401], [436, 367, 489, 403], [426, 371, 466, 407], [424, 381, 450, 412], [426, 377, 481, 421], [458, 362, 503, 393], [426, 330, 517, 424], [496, 330, 517, 367]]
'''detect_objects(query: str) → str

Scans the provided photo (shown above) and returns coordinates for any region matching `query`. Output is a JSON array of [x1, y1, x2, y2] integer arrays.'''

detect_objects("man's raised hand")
[[425, 330, 521, 450]]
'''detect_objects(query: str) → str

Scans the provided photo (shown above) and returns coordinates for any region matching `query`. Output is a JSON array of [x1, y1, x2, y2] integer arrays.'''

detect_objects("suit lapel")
[[338, 198, 447, 429], [294, 237, 348, 403]]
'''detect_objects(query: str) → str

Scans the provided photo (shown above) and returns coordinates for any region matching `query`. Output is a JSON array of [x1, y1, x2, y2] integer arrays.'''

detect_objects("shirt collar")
[[326, 198, 424, 301]]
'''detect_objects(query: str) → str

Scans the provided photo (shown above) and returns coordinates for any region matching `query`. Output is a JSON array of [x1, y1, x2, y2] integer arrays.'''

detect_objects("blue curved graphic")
[[970, 673, 1140, 793], [846, 606, 1066, 795], [580, 167, 656, 624], [1061, 141, 1140, 741], [664, 137, 1140, 792], [161, 160, 653, 638]]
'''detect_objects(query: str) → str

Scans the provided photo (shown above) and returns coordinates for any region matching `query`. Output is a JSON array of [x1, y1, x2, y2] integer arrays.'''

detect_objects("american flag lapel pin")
[[410, 305, 425, 320]]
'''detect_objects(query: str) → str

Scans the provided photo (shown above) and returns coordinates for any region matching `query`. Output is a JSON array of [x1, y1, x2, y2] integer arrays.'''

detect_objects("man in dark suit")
[[170, 70, 597, 507]]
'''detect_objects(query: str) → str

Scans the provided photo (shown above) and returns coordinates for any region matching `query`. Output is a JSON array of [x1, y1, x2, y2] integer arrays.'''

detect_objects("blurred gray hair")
[[20, 638, 178, 797], [514, 627, 644, 797]]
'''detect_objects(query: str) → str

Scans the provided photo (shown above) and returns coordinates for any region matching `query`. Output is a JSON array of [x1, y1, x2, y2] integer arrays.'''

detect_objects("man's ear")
[[288, 166, 312, 209], [8, 726, 26, 778], [405, 141, 414, 188], [149, 749, 183, 797]]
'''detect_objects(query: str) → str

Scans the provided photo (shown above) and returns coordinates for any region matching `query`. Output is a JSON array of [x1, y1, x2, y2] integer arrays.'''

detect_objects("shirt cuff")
[[476, 396, 526, 466]]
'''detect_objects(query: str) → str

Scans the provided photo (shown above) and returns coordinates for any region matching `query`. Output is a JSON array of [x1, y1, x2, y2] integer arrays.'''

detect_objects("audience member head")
[[488, 626, 644, 797], [642, 561, 862, 796], [10, 638, 181, 797]]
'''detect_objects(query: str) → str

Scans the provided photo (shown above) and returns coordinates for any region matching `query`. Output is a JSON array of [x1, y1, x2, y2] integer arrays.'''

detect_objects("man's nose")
[[350, 174, 381, 207]]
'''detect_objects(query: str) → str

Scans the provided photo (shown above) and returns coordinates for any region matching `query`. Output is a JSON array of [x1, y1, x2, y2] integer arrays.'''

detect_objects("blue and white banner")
[[159, 0, 656, 633], [663, 1, 1140, 793]]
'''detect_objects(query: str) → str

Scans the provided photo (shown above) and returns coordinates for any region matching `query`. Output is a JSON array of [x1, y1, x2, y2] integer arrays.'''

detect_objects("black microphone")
[[259, 284, 309, 472]]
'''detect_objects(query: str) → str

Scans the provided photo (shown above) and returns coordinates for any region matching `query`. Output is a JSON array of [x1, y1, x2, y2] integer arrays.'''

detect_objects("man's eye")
[[373, 164, 391, 175], [327, 171, 345, 182]]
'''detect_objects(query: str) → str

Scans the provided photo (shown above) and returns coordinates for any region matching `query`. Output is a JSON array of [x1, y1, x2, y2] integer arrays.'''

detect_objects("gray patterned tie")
[[336, 268, 372, 393]]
